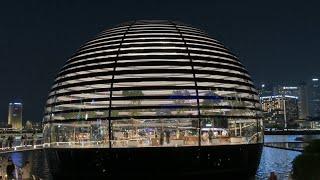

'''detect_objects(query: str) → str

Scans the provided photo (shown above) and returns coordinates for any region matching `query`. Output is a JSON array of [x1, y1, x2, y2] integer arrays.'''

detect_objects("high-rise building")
[[309, 78, 320, 119], [273, 84, 309, 120], [273, 86, 299, 96], [260, 95, 299, 128], [8, 102, 23, 129], [298, 83, 309, 119]]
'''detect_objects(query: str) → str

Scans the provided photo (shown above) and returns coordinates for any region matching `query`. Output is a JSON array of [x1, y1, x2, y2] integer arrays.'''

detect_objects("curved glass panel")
[[43, 20, 263, 148]]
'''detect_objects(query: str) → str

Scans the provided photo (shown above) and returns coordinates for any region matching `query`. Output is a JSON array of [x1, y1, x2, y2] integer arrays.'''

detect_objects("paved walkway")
[[0, 144, 44, 154]]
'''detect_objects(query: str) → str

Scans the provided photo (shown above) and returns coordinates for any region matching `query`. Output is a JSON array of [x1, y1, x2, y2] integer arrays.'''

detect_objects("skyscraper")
[[298, 83, 309, 120], [273, 86, 299, 97], [8, 102, 23, 129], [309, 78, 320, 119], [260, 95, 299, 128], [273, 84, 309, 120]]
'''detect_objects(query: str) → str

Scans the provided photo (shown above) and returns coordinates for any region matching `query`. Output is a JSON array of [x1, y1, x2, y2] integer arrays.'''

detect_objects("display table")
[[218, 137, 231, 144], [171, 139, 184, 146], [211, 138, 220, 144], [230, 137, 242, 143], [151, 138, 159, 146], [128, 139, 140, 147], [184, 136, 198, 145]]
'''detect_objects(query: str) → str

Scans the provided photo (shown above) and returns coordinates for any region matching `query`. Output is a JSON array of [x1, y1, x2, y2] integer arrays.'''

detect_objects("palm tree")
[[122, 90, 144, 117], [171, 89, 191, 115], [202, 90, 223, 128]]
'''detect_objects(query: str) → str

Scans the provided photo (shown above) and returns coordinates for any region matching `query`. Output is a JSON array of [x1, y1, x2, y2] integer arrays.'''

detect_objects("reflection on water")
[[257, 134, 320, 179], [256, 147, 300, 179], [264, 134, 320, 143], [0, 135, 319, 179], [1, 150, 51, 180]]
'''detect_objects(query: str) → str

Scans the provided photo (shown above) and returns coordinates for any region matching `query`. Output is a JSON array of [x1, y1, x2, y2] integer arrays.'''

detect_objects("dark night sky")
[[0, 0, 319, 123]]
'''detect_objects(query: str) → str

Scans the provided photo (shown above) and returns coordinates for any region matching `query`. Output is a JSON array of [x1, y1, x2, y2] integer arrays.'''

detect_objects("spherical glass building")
[[43, 20, 263, 178]]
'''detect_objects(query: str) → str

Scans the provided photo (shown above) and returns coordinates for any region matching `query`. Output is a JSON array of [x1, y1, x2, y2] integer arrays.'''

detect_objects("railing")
[[0, 143, 44, 154], [263, 142, 309, 152]]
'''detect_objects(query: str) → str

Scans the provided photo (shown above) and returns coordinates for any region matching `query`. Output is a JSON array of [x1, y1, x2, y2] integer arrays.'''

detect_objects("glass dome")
[[43, 20, 263, 148]]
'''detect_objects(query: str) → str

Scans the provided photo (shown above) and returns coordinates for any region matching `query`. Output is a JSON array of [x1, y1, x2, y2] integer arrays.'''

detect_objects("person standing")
[[6, 158, 15, 180], [208, 129, 214, 144], [0, 157, 2, 179], [165, 130, 170, 144], [31, 133, 36, 146], [269, 172, 277, 180], [0, 164, 2, 179], [8, 136, 13, 149], [1, 136, 6, 149], [0, 156, 6, 180], [21, 161, 31, 180], [21, 134, 25, 147], [160, 131, 164, 145], [0, 137, 3, 149], [24, 135, 27, 147]]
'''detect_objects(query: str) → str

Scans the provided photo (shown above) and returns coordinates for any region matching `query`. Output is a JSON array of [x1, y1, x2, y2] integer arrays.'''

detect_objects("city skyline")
[[1, 0, 320, 122]]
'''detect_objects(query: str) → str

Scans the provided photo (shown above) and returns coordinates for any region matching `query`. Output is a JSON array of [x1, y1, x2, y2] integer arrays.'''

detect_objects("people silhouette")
[[269, 172, 277, 180], [165, 130, 170, 144], [6, 158, 15, 179], [21, 161, 31, 180], [208, 129, 214, 143], [160, 131, 164, 145]]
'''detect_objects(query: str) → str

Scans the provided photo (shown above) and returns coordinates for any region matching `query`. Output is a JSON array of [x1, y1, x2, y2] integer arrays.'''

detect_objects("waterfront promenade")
[[0, 129, 319, 154], [0, 131, 43, 154], [264, 129, 320, 135]]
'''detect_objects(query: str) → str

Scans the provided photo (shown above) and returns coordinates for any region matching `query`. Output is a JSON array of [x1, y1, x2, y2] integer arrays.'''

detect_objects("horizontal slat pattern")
[[44, 20, 261, 123]]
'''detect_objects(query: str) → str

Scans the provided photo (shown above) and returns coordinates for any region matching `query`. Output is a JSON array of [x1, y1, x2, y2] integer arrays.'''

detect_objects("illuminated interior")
[[43, 20, 263, 148]]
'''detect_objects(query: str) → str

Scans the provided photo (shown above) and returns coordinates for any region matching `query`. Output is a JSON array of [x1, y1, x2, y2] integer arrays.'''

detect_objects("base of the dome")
[[45, 143, 262, 179]]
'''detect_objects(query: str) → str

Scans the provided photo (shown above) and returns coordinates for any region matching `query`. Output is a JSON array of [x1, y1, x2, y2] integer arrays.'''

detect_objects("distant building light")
[[283, 86, 298, 90], [285, 95, 299, 99], [261, 84, 265, 88], [312, 78, 319, 81], [260, 95, 298, 100], [9, 102, 22, 105]]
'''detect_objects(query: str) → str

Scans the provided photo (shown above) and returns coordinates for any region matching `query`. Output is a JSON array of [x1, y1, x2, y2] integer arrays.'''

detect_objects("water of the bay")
[[1, 135, 319, 179]]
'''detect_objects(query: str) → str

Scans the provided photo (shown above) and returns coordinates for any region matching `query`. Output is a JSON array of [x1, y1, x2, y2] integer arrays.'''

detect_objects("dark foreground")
[[45, 143, 263, 179], [2, 135, 307, 179]]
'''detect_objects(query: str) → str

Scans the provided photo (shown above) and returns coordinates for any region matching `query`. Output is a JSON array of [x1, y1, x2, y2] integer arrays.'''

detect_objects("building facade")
[[309, 78, 320, 119], [260, 95, 299, 128], [43, 20, 263, 178], [298, 83, 309, 119], [8, 102, 23, 129], [272, 84, 309, 120]]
